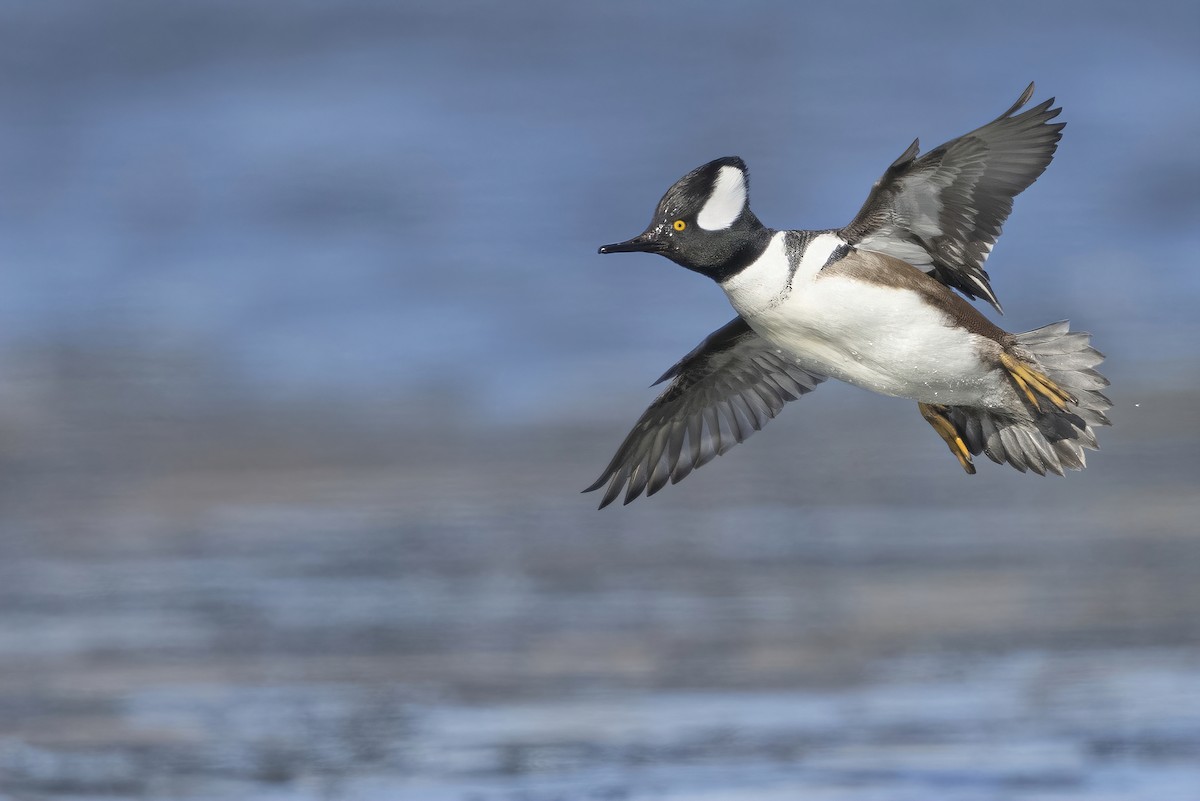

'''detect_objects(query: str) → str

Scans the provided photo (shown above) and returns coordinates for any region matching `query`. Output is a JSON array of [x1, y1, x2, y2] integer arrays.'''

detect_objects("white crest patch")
[[697, 166, 746, 231]]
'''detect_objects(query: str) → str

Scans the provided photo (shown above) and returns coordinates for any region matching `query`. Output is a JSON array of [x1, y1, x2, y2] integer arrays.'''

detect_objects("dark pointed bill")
[[598, 231, 662, 254]]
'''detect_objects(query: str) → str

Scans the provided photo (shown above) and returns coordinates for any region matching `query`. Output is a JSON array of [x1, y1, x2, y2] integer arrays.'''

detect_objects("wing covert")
[[584, 317, 824, 508], [840, 82, 1065, 312]]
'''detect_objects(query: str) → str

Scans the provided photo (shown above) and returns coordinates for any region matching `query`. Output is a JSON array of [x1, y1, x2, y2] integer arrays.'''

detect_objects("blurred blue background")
[[0, 2, 1198, 799]]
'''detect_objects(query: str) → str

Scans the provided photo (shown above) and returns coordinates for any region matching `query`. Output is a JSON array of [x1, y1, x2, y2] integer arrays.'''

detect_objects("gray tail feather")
[[947, 321, 1111, 476]]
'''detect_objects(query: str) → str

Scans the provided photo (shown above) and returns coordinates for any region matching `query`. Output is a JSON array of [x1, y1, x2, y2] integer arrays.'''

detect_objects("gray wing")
[[839, 82, 1064, 313], [584, 317, 824, 509]]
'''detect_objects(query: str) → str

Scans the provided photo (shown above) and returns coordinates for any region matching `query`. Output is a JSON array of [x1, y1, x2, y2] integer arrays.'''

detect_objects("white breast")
[[721, 231, 845, 316], [721, 234, 1002, 406], [718, 230, 794, 313]]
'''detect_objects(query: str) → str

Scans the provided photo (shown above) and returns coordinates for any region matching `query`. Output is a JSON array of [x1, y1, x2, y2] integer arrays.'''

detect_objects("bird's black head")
[[599, 156, 770, 282]]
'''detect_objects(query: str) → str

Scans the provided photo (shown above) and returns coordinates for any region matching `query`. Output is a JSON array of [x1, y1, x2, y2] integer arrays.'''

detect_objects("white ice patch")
[[697, 165, 746, 231]]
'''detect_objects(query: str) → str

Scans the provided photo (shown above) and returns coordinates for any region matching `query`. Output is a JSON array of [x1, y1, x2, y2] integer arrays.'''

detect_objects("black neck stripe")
[[705, 223, 774, 283], [822, 243, 852, 270]]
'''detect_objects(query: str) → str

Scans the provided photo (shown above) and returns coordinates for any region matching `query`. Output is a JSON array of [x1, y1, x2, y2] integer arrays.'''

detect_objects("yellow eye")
[[673, 219, 686, 231]]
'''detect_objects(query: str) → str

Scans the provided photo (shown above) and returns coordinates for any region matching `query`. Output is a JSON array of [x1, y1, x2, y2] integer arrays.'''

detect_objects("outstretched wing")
[[584, 317, 824, 508], [839, 82, 1064, 313]]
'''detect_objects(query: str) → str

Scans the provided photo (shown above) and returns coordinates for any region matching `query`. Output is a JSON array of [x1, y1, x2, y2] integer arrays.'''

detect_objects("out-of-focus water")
[[2, 395, 1199, 799], [0, 0, 1197, 414], [0, 2, 1198, 799]]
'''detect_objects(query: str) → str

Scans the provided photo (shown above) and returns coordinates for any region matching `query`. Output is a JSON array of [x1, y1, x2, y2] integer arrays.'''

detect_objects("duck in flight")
[[586, 83, 1110, 509]]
